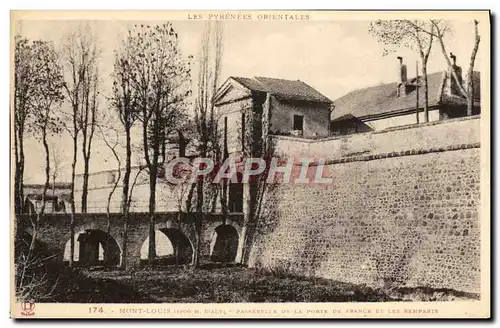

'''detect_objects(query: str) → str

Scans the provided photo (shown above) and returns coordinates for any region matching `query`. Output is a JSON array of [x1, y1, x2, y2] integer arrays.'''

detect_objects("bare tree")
[[14, 35, 35, 215], [369, 20, 434, 122], [430, 19, 480, 116], [80, 66, 100, 213], [126, 23, 191, 265], [192, 21, 224, 267], [74, 28, 101, 213], [61, 25, 100, 267], [110, 32, 139, 268], [28, 40, 65, 216], [405, 19, 481, 116], [15, 37, 64, 303]]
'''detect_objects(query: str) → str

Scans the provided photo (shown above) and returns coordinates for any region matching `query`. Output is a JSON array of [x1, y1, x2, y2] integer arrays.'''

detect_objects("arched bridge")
[[16, 212, 245, 268]]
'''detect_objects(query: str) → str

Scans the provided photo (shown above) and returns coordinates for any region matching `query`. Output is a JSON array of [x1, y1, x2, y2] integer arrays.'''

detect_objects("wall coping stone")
[[323, 142, 480, 166], [270, 115, 481, 144]]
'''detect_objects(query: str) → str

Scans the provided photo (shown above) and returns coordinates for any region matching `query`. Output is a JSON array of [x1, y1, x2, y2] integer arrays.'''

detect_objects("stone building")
[[213, 76, 333, 151], [330, 55, 481, 135]]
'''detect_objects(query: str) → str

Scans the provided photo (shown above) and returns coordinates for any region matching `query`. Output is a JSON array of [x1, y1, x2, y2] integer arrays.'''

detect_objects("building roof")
[[330, 113, 360, 123], [231, 76, 332, 103], [331, 71, 480, 120]]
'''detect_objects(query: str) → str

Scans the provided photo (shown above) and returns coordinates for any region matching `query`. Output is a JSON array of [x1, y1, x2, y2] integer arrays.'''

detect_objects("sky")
[[15, 17, 484, 183]]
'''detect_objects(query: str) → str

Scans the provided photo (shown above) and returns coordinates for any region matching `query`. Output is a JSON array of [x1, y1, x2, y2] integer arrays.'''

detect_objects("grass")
[[41, 264, 480, 303]]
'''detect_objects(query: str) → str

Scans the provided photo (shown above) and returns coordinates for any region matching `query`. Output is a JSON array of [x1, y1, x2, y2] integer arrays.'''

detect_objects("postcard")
[[10, 10, 490, 319]]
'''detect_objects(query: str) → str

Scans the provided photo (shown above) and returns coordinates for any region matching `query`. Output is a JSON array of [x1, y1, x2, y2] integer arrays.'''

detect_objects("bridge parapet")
[[16, 212, 245, 268]]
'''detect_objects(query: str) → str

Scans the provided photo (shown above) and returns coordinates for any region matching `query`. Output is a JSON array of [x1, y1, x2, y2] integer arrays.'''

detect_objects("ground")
[[40, 264, 479, 303]]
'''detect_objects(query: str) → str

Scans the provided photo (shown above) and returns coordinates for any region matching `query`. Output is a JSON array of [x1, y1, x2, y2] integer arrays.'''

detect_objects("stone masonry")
[[17, 212, 244, 268], [248, 116, 482, 294]]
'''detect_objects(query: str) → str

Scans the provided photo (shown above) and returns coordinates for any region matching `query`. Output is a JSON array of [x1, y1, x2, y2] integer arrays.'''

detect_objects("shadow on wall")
[[246, 181, 283, 267]]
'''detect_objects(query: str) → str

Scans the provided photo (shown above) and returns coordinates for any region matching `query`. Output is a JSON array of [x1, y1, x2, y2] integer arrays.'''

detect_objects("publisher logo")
[[20, 302, 35, 316]]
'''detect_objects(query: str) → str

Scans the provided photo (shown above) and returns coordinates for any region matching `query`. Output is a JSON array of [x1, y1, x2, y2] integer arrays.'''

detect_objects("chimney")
[[396, 56, 408, 97], [397, 56, 408, 84], [450, 52, 457, 66], [447, 52, 463, 97]]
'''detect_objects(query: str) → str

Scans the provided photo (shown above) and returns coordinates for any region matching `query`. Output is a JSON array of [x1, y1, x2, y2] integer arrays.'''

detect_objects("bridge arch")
[[63, 229, 121, 267], [209, 224, 239, 263], [140, 228, 194, 265]]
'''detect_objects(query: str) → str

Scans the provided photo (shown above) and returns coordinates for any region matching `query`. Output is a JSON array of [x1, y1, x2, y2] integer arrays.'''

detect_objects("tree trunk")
[[69, 134, 78, 268], [105, 209, 112, 267], [81, 156, 90, 213], [14, 173, 22, 214], [210, 186, 218, 213], [52, 171, 56, 213], [14, 127, 21, 214], [185, 183, 195, 213], [14, 127, 25, 214], [14, 168, 22, 214], [19, 136, 25, 213], [105, 165, 120, 268], [467, 76, 474, 116], [220, 181, 228, 224], [121, 127, 132, 212], [194, 178, 204, 267], [175, 212, 182, 265], [39, 126, 50, 216], [121, 127, 132, 269], [121, 208, 129, 269], [467, 20, 480, 116], [147, 164, 157, 265], [422, 62, 429, 123]]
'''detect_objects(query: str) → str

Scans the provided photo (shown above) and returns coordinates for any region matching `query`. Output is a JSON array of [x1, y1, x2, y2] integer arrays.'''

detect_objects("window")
[[293, 115, 304, 131]]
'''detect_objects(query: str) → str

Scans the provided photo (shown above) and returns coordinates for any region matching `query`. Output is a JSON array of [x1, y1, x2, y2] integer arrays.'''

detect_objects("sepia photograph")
[[10, 10, 490, 318]]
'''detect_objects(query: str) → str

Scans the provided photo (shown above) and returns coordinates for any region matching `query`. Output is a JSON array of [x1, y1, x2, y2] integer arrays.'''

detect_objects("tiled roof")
[[231, 76, 332, 103], [331, 71, 480, 120], [231, 77, 268, 93]]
